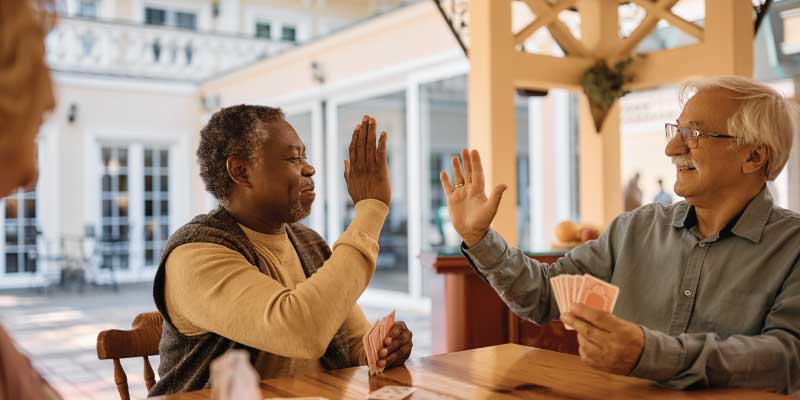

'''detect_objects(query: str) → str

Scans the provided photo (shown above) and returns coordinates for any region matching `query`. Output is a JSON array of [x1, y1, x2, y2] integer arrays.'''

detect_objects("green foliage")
[[581, 56, 635, 112]]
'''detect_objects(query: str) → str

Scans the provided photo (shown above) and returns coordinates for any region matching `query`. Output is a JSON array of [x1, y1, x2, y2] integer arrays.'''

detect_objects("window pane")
[[145, 248, 154, 265], [281, 26, 296, 43], [5, 224, 17, 245], [175, 12, 197, 30], [160, 200, 169, 216], [118, 148, 128, 167], [102, 148, 111, 168], [159, 150, 169, 167], [256, 22, 271, 39], [160, 224, 169, 241], [337, 92, 407, 293], [118, 196, 128, 217], [119, 225, 129, 241], [145, 200, 153, 217], [145, 175, 153, 192], [24, 225, 36, 245], [5, 253, 18, 274], [4, 199, 17, 219], [119, 174, 128, 192], [102, 200, 112, 217], [144, 149, 153, 167], [145, 8, 166, 26], [24, 253, 36, 273], [102, 174, 112, 191], [160, 175, 169, 192], [145, 223, 154, 241]]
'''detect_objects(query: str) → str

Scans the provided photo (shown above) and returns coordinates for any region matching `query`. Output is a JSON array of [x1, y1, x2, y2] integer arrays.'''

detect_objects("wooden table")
[[158, 343, 788, 399]]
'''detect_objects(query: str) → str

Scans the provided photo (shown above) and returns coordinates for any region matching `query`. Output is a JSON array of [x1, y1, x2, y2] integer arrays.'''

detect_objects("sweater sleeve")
[[164, 199, 389, 359]]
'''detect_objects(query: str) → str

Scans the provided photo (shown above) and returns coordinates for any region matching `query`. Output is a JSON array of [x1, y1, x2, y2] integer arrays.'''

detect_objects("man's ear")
[[226, 157, 252, 188], [742, 144, 770, 177]]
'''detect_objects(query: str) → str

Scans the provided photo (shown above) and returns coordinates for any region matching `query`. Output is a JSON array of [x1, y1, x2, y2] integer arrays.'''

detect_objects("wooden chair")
[[96, 311, 163, 400]]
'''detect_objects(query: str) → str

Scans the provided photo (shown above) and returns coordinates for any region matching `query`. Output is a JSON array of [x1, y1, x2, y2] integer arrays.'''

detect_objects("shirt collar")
[[670, 186, 773, 243]]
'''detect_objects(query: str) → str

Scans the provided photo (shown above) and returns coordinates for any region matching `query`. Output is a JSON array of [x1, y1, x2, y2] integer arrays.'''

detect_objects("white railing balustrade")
[[46, 16, 291, 81]]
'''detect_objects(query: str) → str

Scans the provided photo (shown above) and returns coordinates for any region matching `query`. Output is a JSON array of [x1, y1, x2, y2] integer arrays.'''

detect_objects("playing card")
[[554, 276, 566, 313], [363, 323, 378, 373], [577, 274, 619, 313], [363, 310, 397, 376], [367, 386, 416, 400], [549, 276, 564, 313]]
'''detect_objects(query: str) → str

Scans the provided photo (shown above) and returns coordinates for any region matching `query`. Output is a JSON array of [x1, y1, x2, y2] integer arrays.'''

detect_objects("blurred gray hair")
[[679, 76, 799, 181]]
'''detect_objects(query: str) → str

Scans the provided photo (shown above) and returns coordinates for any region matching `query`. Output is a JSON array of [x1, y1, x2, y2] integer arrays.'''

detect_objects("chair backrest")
[[97, 311, 163, 400]]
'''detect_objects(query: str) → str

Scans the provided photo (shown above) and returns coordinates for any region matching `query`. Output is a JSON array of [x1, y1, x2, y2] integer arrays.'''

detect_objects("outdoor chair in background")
[[96, 311, 163, 400]]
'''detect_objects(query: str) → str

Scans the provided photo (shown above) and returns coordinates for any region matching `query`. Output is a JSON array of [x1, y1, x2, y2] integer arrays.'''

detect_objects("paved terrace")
[[0, 283, 431, 399]]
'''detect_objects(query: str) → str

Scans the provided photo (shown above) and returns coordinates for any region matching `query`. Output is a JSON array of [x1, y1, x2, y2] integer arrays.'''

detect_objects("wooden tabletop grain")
[[157, 343, 789, 399]]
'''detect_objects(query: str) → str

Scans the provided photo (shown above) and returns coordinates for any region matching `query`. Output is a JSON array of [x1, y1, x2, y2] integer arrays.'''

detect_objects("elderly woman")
[[0, 1, 59, 399]]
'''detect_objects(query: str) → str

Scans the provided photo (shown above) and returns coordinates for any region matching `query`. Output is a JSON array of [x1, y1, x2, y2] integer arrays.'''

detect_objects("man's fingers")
[[461, 148, 473, 184], [440, 171, 454, 194], [382, 343, 412, 368], [487, 184, 507, 213], [349, 127, 359, 168], [572, 303, 617, 331], [366, 117, 377, 165], [358, 116, 369, 172], [377, 132, 388, 167], [344, 160, 350, 184], [451, 155, 465, 185], [470, 149, 485, 189], [565, 312, 608, 346]]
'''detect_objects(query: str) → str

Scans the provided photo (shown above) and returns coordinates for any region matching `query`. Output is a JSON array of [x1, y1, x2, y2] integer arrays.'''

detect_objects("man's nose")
[[302, 162, 315, 177], [665, 135, 688, 157]]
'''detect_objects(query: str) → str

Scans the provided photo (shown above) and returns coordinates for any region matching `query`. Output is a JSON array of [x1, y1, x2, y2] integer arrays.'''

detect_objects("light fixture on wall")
[[311, 61, 325, 85], [67, 103, 78, 124]]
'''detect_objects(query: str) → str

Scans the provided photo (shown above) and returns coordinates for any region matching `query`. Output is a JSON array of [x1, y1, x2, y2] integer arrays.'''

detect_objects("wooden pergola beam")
[[514, 0, 578, 46], [512, 52, 595, 90], [611, 0, 681, 60], [630, 0, 704, 40], [522, 0, 590, 56]]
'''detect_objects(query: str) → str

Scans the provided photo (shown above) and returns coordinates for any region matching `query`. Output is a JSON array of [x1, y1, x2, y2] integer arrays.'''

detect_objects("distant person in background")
[[653, 178, 673, 204], [623, 172, 643, 211], [0, 1, 61, 399]]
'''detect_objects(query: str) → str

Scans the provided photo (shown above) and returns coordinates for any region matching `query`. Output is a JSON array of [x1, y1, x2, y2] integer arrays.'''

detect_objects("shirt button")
[[699, 242, 706, 247], [684, 290, 692, 297]]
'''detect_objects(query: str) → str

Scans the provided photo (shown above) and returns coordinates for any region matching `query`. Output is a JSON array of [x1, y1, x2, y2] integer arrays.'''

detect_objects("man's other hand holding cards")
[[378, 321, 412, 370], [562, 302, 645, 376]]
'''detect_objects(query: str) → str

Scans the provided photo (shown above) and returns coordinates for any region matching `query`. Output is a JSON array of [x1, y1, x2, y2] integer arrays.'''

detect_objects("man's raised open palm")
[[439, 149, 507, 247]]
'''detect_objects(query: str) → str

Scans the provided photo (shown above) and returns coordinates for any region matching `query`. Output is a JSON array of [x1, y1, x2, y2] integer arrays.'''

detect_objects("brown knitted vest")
[[149, 207, 354, 396]]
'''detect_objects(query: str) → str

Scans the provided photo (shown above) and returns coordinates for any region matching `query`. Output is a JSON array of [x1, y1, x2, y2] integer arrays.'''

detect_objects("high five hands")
[[439, 149, 507, 247]]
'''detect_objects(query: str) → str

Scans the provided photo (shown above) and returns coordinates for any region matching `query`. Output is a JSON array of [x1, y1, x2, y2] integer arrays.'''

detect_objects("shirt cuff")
[[352, 199, 390, 238], [628, 326, 685, 382], [461, 229, 508, 271]]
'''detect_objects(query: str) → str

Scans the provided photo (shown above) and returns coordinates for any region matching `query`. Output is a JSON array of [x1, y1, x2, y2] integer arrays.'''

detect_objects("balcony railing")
[[46, 16, 291, 82]]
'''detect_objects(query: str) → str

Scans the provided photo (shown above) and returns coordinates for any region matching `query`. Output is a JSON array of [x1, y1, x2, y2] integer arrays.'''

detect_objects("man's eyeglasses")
[[664, 123, 737, 149]]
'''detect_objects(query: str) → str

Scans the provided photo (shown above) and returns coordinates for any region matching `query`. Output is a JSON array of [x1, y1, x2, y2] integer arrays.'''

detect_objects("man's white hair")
[[678, 75, 799, 181]]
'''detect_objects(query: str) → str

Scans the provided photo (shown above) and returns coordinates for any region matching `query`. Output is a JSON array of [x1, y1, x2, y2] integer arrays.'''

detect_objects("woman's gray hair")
[[679, 76, 799, 180]]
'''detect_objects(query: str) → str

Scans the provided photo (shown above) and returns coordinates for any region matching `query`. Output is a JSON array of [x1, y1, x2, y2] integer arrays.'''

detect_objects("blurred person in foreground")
[[440, 76, 800, 395], [150, 108, 413, 395], [0, 1, 60, 399]]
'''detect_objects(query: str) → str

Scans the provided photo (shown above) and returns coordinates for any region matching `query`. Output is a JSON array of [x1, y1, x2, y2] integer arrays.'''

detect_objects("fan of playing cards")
[[363, 310, 396, 375], [550, 274, 619, 330]]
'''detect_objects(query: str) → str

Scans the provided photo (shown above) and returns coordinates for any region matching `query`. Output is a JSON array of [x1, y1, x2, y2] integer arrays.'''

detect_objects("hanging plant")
[[581, 56, 637, 132]]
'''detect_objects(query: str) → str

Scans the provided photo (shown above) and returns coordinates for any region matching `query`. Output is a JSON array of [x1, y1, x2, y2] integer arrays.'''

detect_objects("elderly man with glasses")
[[439, 75, 800, 395]]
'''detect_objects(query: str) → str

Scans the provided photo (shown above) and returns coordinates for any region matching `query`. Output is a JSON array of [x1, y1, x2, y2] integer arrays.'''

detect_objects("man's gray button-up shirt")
[[462, 187, 800, 395]]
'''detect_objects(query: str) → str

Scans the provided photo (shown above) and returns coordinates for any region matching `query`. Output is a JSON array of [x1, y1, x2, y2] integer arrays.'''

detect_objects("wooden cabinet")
[[431, 254, 578, 355]]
